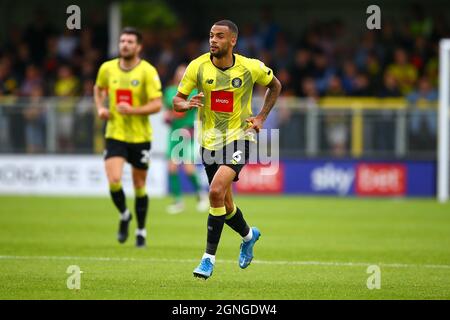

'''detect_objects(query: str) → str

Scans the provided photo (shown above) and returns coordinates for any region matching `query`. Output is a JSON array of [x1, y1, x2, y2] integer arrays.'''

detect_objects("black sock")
[[135, 195, 148, 230], [110, 189, 127, 214], [206, 214, 226, 255], [225, 207, 250, 238]]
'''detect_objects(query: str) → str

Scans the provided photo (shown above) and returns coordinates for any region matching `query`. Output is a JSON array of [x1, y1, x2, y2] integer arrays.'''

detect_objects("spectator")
[[386, 48, 418, 95], [291, 48, 314, 96], [325, 112, 348, 158], [0, 57, 19, 95], [410, 36, 429, 72], [54, 65, 80, 151], [407, 76, 438, 150], [15, 43, 33, 79], [325, 75, 345, 97], [424, 43, 439, 87], [407, 76, 438, 104], [23, 85, 46, 153], [341, 60, 358, 94], [311, 50, 336, 94], [379, 73, 403, 97], [54, 65, 79, 97], [364, 51, 383, 90], [375, 73, 402, 151], [276, 68, 293, 94], [73, 78, 95, 152], [354, 31, 381, 70], [301, 77, 320, 102], [324, 75, 348, 157], [272, 33, 292, 71], [20, 65, 43, 97], [236, 23, 262, 57], [0, 57, 20, 151], [42, 36, 60, 81], [80, 61, 96, 82], [57, 29, 79, 61], [352, 73, 372, 96], [258, 6, 280, 50]]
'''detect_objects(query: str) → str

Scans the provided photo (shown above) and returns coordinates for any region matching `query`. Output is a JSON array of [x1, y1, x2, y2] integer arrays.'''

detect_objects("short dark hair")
[[213, 20, 238, 37], [120, 27, 142, 44]]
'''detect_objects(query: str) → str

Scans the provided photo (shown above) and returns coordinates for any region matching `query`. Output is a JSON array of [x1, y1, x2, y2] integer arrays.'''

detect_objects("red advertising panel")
[[235, 163, 284, 194], [356, 164, 406, 196]]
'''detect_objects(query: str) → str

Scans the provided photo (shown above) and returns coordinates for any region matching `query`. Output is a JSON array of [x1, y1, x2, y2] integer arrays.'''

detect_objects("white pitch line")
[[1, 255, 450, 270]]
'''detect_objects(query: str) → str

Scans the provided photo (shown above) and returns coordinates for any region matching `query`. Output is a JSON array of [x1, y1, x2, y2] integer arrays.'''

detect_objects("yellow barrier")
[[351, 110, 363, 157], [317, 97, 437, 158], [318, 97, 437, 110]]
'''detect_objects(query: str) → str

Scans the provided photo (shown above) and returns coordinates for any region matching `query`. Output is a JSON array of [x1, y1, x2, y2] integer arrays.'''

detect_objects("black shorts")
[[104, 138, 152, 170], [201, 140, 251, 185]]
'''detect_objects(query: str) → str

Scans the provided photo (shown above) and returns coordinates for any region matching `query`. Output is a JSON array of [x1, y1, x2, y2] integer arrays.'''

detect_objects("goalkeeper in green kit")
[[163, 64, 208, 214]]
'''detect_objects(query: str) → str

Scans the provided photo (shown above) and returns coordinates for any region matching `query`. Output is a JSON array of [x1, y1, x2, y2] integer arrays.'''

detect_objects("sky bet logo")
[[356, 164, 406, 196], [311, 163, 355, 196], [310, 162, 406, 196]]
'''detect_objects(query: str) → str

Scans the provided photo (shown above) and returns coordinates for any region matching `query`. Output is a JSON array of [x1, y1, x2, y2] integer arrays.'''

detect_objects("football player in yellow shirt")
[[173, 20, 282, 279], [94, 27, 162, 248]]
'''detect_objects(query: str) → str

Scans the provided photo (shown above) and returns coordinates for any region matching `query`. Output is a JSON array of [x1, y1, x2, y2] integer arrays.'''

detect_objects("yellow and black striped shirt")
[[178, 53, 274, 150], [95, 58, 162, 143]]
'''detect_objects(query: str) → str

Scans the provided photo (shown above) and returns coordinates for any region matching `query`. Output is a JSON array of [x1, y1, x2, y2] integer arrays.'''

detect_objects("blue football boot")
[[193, 257, 214, 279], [239, 227, 261, 269]]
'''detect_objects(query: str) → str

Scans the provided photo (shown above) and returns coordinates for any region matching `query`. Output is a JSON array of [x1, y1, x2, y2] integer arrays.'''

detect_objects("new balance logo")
[[206, 79, 214, 84]]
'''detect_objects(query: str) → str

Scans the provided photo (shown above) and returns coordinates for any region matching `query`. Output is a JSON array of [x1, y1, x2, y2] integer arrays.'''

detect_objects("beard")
[[210, 46, 228, 58], [120, 49, 136, 60]]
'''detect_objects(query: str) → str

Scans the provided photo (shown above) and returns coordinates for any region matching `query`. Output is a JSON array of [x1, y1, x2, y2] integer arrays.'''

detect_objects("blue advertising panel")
[[176, 159, 436, 197]]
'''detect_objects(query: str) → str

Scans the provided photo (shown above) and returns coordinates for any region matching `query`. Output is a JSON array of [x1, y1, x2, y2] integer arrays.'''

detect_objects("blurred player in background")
[[163, 64, 208, 214], [94, 27, 162, 248], [173, 20, 282, 279]]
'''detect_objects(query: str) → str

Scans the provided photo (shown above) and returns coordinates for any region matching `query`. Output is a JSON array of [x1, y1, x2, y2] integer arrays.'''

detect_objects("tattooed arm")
[[246, 76, 282, 132]]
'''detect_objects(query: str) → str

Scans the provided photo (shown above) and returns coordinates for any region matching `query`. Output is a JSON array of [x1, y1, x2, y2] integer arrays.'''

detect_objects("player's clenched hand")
[[117, 102, 134, 115], [97, 107, 110, 120], [187, 92, 204, 109], [245, 116, 264, 133]]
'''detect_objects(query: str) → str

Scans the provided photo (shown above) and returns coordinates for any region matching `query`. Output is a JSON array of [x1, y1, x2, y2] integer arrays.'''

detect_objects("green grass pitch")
[[0, 195, 449, 300]]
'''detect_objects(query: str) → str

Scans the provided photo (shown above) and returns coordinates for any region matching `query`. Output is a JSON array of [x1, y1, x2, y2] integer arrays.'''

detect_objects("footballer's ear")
[[230, 34, 237, 47]]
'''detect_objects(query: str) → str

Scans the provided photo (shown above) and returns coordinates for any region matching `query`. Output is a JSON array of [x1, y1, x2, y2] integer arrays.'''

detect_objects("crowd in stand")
[[1, 6, 448, 100], [0, 5, 448, 154]]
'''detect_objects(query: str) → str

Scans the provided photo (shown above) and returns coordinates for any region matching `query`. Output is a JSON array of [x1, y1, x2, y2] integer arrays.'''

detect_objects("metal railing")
[[0, 96, 102, 154], [0, 96, 438, 159], [253, 96, 437, 159]]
